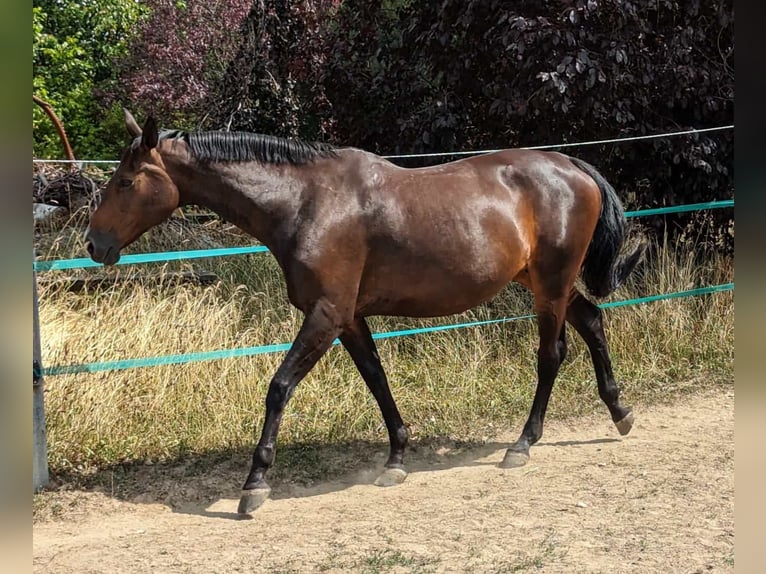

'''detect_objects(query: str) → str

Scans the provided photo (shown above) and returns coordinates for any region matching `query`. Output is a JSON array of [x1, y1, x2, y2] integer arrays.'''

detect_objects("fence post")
[[33, 253, 49, 492]]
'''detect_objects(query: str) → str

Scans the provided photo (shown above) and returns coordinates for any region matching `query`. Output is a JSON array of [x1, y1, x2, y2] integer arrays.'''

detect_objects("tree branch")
[[33, 95, 76, 165]]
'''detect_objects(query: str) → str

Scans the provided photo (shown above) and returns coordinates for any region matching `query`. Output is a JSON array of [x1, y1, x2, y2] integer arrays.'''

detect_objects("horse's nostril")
[[85, 241, 95, 256]]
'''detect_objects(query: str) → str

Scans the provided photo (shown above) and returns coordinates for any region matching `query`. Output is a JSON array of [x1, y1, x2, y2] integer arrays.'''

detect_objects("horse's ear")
[[124, 108, 142, 138], [141, 116, 158, 150]]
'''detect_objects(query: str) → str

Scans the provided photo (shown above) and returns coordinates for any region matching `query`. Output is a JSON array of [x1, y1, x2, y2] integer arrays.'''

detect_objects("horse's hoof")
[[615, 411, 635, 436], [499, 449, 530, 469], [374, 467, 408, 487], [237, 486, 271, 515]]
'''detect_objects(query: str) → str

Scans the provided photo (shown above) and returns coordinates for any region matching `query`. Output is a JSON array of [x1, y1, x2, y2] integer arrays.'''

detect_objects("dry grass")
[[36, 217, 733, 473]]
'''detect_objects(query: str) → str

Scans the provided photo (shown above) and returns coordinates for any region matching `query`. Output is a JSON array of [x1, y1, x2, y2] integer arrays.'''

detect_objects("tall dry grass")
[[36, 215, 733, 472]]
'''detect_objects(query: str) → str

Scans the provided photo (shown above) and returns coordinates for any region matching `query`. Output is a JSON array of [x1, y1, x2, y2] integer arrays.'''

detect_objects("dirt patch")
[[33, 390, 733, 573]]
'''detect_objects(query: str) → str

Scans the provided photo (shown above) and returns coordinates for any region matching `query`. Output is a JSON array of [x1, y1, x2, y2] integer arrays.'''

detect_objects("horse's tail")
[[569, 156, 647, 298]]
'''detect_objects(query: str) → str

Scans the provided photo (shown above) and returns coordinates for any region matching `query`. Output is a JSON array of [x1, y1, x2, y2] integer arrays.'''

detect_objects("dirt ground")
[[33, 389, 733, 573]]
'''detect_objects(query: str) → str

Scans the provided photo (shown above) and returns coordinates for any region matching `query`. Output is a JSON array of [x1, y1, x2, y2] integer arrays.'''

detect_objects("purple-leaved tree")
[[120, 0, 252, 121]]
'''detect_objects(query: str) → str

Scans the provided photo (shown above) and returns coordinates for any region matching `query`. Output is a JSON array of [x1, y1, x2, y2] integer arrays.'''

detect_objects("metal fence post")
[[33, 254, 49, 492]]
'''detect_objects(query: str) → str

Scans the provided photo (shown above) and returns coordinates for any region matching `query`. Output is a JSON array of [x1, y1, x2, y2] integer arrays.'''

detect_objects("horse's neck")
[[170, 157, 306, 252]]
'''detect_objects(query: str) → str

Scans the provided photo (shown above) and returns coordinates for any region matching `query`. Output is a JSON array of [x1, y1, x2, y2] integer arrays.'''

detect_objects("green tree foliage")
[[204, 0, 340, 137], [325, 1, 733, 158], [33, 0, 147, 158]]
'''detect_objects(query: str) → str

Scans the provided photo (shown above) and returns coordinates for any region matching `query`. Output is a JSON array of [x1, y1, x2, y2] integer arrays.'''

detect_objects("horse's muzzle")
[[84, 227, 121, 265]]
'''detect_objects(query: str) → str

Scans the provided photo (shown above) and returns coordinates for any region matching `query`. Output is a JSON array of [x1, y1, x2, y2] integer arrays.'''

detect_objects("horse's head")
[[84, 109, 180, 265]]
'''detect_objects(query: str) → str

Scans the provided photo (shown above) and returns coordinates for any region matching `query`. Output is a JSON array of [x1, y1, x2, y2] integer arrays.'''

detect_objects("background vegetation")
[[34, 1, 733, 221], [32, 0, 148, 157]]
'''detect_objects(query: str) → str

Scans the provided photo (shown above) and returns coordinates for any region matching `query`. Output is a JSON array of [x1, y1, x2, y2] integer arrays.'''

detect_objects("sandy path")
[[33, 390, 733, 573]]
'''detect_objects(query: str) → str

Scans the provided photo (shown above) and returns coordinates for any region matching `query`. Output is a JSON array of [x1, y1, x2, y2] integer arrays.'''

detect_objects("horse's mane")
[[154, 129, 337, 165]]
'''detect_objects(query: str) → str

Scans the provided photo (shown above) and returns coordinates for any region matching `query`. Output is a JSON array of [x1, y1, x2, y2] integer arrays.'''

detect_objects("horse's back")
[[348, 148, 601, 253]]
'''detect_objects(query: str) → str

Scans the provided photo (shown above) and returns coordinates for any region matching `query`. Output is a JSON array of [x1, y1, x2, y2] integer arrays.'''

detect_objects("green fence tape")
[[624, 200, 733, 218]]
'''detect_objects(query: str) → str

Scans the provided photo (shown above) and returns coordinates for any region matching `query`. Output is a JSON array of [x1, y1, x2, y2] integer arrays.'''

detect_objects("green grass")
[[312, 546, 439, 573], [489, 544, 560, 572], [360, 548, 437, 573]]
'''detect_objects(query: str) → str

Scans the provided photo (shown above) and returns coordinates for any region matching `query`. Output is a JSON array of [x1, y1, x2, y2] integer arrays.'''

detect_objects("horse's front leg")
[[340, 318, 409, 487], [238, 299, 342, 515]]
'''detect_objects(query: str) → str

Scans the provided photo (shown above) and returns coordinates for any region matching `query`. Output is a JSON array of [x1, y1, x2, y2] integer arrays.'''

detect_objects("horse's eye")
[[119, 178, 133, 189]]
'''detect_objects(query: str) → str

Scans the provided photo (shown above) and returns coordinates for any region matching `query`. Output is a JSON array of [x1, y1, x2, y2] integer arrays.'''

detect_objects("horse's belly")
[[356, 264, 517, 318], [356, 201, 531, 317]]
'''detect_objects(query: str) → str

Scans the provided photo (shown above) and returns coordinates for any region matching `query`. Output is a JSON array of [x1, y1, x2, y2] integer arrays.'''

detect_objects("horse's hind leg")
[[500, 295, 569, 468], [340, 318, 409, 487], [238, 299, 342, 514], [566, 290, 634, 435]]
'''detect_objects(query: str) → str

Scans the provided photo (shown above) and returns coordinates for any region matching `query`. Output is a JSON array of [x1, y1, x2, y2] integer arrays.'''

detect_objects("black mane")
[[157, 130, 337, 165]]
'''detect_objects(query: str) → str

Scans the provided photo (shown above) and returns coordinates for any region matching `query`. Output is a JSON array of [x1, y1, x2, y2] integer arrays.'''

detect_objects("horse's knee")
[[537, 345, 562, 380], [265, 377, 293, 411]]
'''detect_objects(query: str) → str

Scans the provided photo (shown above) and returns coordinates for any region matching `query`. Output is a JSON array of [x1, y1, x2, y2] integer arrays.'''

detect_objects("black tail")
[[569, 156, 647, 298]]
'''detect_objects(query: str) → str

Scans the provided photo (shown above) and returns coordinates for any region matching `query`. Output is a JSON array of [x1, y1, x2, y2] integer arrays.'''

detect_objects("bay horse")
[[85, 110, 645, 514]]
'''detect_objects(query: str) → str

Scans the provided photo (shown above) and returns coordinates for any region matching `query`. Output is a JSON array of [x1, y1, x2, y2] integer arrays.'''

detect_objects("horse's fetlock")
[[598, 383, 620, 404], [395, 425, 409, 448], [254, 444, 275, 466]]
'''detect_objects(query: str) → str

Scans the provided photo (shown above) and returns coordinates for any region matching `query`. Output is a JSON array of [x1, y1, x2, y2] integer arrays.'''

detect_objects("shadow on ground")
[[37, 434, 620, 521]]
